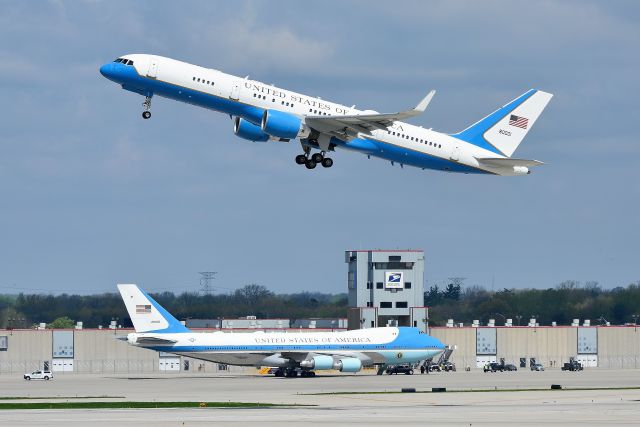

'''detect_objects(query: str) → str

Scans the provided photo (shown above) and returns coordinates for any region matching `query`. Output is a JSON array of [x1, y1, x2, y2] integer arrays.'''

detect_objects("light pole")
[[515, 315, 522, 326], [632, 314, 639, 332]]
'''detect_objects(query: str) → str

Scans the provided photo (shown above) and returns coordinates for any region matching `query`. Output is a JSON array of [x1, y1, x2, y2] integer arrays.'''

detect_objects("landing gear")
[[295, 149, 333, 170], [273, 368, 285, 377], [141, 96, 152, 119], [300, 371, 316, 378], [284, 368, 298, 378]]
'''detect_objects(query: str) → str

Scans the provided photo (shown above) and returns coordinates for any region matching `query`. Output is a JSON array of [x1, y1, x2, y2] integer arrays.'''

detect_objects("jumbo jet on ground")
[[117, 284, 444, 377], [100, 54, 552, 175]]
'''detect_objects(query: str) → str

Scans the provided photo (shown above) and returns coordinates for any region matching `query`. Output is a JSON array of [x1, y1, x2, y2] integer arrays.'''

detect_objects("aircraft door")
[[147, 57, 159, 78], [230, 81, 241, 100], [450, 145, 460, 162]]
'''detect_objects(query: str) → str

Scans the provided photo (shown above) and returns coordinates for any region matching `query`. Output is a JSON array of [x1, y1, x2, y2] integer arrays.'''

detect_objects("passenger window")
[[193, 77, 196, 81]]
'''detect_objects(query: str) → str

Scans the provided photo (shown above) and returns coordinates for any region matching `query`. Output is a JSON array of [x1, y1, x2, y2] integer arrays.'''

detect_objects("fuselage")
[[128, 326, 444, 368], [99, 54, 526, 175]]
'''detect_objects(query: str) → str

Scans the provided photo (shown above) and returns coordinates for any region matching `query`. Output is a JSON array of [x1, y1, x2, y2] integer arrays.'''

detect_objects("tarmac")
[[1, 369, 639, 426]]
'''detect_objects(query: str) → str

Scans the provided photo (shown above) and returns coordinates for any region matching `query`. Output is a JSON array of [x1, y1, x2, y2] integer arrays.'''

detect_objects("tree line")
[[425, 280, 640, 326], [0, 281, 639, 329], [0, 284, 348, 329]]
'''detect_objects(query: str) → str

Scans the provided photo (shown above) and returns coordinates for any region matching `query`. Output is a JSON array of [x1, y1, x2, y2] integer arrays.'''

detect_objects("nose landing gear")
[[141, 96, 152, 119]]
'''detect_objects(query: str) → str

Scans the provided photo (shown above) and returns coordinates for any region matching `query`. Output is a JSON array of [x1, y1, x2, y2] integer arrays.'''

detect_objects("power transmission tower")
[[199, 272, 217, 295]]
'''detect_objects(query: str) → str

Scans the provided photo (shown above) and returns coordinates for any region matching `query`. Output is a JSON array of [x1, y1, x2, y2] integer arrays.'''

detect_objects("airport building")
[[345, 250, 428, 332], [1, 323, 639, 375]]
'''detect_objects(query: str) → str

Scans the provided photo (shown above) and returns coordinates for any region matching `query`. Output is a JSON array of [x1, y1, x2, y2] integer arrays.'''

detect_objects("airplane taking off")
[[117, 284, 445, 377], [100, 54, 552, 175]]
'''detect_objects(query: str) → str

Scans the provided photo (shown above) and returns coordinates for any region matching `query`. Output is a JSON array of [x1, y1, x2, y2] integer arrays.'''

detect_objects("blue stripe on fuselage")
[[143, 327, 445, 353], [335, 137, 490, 174], [105, 63, 489, 174]]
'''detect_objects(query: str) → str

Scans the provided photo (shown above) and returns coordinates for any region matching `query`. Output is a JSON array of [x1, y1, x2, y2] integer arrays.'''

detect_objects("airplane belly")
[[174, 352, 271, 367]]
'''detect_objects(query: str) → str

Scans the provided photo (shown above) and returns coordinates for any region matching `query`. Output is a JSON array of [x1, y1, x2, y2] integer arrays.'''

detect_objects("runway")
[[1, 369, 639, 426]]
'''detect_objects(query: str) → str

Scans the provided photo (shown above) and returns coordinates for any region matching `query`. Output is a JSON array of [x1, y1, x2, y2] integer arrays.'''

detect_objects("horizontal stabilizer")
[[134, 336, 178, 345], [476, 157, 544, 168]]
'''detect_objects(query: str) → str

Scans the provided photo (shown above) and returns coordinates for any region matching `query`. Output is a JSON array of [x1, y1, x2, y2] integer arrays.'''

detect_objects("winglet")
[[414, 90, 436, 114]]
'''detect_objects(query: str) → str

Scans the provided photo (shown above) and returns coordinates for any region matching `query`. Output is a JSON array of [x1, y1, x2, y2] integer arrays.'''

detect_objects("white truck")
[[23, 370, 53, 380]]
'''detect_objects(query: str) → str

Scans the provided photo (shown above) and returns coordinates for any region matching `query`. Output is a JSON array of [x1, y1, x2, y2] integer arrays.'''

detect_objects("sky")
[[0, 1, 638, 295]]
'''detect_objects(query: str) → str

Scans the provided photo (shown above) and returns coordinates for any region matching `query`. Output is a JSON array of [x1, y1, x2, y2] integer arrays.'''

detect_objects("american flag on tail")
[[509, 115, 528, 129]]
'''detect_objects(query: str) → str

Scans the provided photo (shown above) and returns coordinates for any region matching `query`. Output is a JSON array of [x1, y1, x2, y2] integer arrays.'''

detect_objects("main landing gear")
[[141, 96, 152, 119], [273, 368, 316, 378], [295, 149, 333, 170]]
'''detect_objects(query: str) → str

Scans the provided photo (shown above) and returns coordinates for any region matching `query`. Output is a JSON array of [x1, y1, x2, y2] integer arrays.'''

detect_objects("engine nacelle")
[[334, 357, 362, 373], [513, 166, 530, 175], [234, 117, 271, 142], [299, 355, 334, 370], [261, 109, 304, 139]]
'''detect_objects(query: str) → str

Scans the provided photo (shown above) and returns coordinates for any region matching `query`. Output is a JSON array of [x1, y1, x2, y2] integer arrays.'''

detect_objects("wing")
[[305, 90, 435, 136]]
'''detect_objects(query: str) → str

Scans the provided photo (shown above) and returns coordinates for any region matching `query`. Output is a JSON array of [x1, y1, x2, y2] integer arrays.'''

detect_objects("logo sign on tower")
[[385, 272, 404, 289]]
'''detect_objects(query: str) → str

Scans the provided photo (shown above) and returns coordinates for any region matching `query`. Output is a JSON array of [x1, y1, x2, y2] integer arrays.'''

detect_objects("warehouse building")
[[430, 324, 640, 369], [1, 324, 639, 375]]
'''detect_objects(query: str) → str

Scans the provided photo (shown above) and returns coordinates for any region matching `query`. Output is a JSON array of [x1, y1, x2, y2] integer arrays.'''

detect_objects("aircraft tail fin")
[[117, 284, 190, 333], [450, 89, 553, 157]]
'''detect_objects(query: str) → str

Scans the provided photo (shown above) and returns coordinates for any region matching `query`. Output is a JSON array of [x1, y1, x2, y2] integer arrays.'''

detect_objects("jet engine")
[[334, 358, 362, 373], [261, 109, 308, 139], [299, 355, 334, 370], [233, 117, 271, 142], [513, 166, 530, 175]]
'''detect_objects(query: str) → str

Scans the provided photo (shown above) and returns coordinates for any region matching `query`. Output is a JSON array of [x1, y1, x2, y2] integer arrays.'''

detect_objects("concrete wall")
[[0, 329, 51, 373], [431, 326, 639, 369], [2, 326, 639, 374]]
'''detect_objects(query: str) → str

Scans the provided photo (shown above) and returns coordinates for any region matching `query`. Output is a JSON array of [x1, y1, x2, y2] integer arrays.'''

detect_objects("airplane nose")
[[99, 63, 116, 80]]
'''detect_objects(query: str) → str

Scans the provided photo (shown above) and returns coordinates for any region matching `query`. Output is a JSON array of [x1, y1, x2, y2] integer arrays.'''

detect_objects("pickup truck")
[[24, 370, 53, 380]]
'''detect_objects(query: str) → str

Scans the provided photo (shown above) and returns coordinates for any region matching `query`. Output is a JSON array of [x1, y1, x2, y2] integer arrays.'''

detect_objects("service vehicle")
[[386, 364, 414, 375], [24, 370, 53, 380], [561, 360, 583, 371]]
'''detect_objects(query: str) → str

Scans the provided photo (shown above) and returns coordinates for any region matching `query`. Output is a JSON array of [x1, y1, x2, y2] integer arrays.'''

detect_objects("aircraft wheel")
[[305, 159, 317, 169], [142, 111, 151, 119], [311, 153, 323, 163], [321, 158, 333, 168], [310, 371, 316, 377], [295, 154, 306, 165]]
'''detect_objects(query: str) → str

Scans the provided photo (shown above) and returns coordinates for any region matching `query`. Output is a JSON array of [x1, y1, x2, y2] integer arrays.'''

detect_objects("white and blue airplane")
[[117, 284, 445, 377], [100, 54, 552, 175]]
